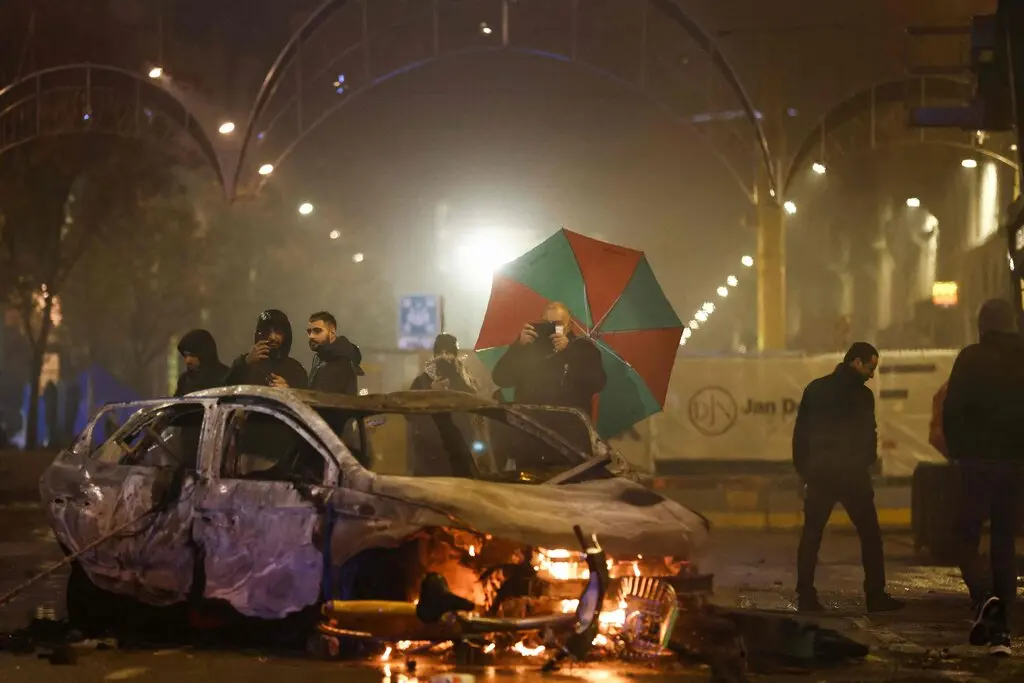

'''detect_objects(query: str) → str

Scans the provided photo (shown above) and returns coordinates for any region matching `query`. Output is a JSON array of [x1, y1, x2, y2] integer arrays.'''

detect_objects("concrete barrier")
[[0, 450, 56, 507], [649, 474, 912, 531]]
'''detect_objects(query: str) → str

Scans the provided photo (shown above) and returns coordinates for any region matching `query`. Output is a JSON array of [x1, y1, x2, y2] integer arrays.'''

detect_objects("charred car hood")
[[370, 475, 709, 560]]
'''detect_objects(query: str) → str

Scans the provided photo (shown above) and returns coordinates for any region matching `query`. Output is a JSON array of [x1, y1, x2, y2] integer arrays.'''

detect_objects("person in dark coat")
[[411, 334, 479, 394], [224, 310, 308, 389], [943, 298, 1024, 656], [792, 341, 903, 614], [491, 301, 606, 416], [174, 329, 230, 397], [306, 311, 364, 395]]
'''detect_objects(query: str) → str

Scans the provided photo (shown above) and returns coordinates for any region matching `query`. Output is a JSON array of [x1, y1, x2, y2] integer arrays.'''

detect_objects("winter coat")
[[792, 363, 878, 480], [175, 329, 230, 397], [943, 331, 1024, 464], [224, 309, 309, 389], [491, 332, 606, 416], [309, 337, 364, 395]]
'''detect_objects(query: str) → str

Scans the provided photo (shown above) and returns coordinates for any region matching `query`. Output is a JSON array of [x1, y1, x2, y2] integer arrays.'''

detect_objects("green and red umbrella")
[[474, 229, 683, 439]]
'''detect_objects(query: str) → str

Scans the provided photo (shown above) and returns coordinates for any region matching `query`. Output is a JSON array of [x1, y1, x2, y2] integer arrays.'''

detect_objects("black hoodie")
[[224, 310, 309, 389], [174, 329, 230, 397], [943, 330, 1024, 464], [309, 336, 364, 395]]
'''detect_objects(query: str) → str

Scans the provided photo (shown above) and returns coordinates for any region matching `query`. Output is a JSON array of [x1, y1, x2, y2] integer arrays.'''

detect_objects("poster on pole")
[[398, 295, 443, 350]]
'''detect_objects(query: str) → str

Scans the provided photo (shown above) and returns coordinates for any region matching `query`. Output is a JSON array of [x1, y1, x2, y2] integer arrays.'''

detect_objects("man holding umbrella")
[[491, 301, 606, 416]]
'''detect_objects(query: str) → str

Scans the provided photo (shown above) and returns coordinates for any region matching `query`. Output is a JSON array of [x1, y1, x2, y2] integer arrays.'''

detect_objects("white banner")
[[650, 350, 958, 476]]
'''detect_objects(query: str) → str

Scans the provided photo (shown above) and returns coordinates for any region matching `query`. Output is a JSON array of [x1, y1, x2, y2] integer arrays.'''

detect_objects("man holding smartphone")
[[491, 301, 606, 417], [224, 309, 309, 389]]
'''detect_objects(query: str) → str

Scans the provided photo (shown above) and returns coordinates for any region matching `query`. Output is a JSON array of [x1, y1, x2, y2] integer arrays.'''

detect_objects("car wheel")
[[66, 562, 118, 635]]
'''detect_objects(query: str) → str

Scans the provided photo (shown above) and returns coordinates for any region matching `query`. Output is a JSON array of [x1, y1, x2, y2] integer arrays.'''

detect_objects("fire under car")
[[39, 387, 712, 661]]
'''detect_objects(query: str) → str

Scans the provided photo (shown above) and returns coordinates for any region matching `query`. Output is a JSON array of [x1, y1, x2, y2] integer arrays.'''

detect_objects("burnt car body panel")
[[40, 387, 710, 620]]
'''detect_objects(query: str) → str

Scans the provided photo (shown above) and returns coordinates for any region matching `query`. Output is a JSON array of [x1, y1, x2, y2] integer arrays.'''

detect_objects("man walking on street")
[[307, 311, 364, 395], [793, 341, 904, 614], [943, 298, 1024, 657]]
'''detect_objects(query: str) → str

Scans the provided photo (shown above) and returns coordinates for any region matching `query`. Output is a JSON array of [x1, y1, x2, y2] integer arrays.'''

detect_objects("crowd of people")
[[174, 300, 607, 415], [793, 297, 1024, 657]]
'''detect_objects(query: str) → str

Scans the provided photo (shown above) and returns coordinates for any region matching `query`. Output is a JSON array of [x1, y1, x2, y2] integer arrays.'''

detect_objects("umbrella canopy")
[[474, 229, 683, 439]]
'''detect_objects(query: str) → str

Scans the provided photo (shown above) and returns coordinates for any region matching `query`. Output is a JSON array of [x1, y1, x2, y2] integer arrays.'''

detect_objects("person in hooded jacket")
[[943, 298, 1024, 657], [174, 329, 229, 397], [306, 311, 364, 395], [224, 309, 308, 389]]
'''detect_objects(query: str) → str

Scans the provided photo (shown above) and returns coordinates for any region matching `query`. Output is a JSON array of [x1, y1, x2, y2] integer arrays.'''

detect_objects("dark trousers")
[[797, 471, 886, 597], [957, 462, 1023, 627]]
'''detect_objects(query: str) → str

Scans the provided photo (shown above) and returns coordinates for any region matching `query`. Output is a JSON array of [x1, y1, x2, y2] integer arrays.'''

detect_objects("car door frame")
[[191, 399, 340, 620], [41, 399, 214, 606]]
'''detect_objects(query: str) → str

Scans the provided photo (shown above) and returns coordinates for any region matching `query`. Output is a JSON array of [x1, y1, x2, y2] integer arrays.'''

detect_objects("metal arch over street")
[[0, 63, 227, 192], [232, 0, 779, 202], [783, 75, 1018, 194]]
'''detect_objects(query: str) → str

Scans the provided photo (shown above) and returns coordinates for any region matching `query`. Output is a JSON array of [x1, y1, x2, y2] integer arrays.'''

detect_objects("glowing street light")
[[218, 121, 236, 135], [148, 67, 164, 79], [688, 320, 699, 330], [258, 163, 274, 176], [328, 230, 340, 240], [905, 197, 921, 208], [695, 310, 708, 322], [961, 158, 978, 169], [298, 202, 314, 216], [811, 162, 827, 175], [480, 22, 493, 34], [741, 255, 754, 268], [682, 328, 692, 339], [726, 275, 738, 287], [717, 286, 729, 297], [352, 252, 364, 263], [783, 200, 797, 215], [702, 302, 715, 314]]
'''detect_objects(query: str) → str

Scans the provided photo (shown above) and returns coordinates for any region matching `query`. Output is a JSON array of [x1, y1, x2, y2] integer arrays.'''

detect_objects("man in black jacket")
[[306, 311, 364, 395], [491, 301, 606, 416], [793, 341, 903, 614], [174, 329, 229, 397], [224, 309, 308, 389], [943, 298, 1024, 656]]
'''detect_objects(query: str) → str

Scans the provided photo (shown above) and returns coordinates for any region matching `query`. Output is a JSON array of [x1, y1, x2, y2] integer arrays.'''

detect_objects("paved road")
[[1, 507, 1022, 682]]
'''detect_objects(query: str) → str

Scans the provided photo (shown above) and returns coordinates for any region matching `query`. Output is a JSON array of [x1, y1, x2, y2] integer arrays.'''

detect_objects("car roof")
[[187, 385, 510, 414]]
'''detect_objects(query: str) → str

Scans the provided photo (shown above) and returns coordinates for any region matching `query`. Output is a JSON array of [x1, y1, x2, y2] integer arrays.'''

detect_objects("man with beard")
[[793, 341, 903, 614], [224, 309, 308, 389], [174, 329, 229, 397], [306, 311, 364, 395]]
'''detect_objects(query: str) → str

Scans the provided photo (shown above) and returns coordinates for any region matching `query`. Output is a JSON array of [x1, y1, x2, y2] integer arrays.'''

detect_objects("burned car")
[[40, 387, 710, 659]]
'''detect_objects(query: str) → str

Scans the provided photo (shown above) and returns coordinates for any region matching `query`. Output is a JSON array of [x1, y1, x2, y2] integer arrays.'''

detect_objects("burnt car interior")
[[313, 406, 602, 484], [94, 404, 204, 470], [220, 409, 325, 484]]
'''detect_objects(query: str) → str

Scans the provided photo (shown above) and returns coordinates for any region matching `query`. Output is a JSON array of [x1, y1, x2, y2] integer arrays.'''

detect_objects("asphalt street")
[[1, 506, 1022, 682]]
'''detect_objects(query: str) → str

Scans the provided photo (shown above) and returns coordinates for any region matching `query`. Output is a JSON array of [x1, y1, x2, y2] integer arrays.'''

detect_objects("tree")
[[0, 138, 182, 447]]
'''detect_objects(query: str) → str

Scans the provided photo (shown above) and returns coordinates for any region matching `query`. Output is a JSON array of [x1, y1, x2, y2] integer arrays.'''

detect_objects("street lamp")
[[717, 286, 729, 297], [688, 320, 699, 330], [352, 252, 364, 263], [258, 163, 274, 176], [961, 158, 978, 169], [298, 202, 314, 216], [329, 230, 340, 240], [741, 255, 754, 267], [695, 310, 708, 322], [702, 302, 715, 314], [218, 121, 236, 135], [811, 162, 826, 175], [726, 275, 738, 287], [783, 200, 797, 215], [480, 22, 493, 34], [906, 197, 921, 208], [148, 67, 163, 79]]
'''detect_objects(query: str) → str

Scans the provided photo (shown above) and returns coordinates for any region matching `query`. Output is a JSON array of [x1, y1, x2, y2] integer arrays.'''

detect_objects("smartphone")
[[532, 320, 556, 339]]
